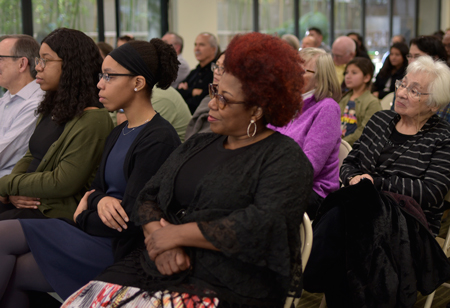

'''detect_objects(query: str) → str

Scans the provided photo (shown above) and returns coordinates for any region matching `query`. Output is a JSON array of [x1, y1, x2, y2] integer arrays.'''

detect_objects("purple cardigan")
[[268, 96, 341, 198]]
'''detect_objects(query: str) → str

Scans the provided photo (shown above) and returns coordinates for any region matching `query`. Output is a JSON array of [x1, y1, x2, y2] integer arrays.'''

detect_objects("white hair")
[[407, 56, 450, 108]]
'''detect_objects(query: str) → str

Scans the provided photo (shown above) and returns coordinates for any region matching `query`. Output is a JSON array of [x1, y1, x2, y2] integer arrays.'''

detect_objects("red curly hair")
[[224, 32, 304, 127]]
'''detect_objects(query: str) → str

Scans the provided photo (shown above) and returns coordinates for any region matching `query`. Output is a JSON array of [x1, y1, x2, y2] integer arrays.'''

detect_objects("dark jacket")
[[177, 62, 214, 114], [76, 114, 181, 261], [372, 66, 407, 99], [99, 132, 314, 307], [303, 179, 450, 308]]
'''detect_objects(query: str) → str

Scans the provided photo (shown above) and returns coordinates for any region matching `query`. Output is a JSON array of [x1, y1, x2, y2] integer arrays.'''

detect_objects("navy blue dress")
[[18, 117, 179, 300]]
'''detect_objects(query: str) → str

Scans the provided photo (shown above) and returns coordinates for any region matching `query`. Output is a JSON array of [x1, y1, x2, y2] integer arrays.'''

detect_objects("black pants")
[[306, 190, 324, 221], [0, 202, 46, 220]]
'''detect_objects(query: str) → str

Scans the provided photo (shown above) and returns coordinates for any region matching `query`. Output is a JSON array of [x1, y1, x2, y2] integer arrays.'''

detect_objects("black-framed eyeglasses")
[[395, 79, 431, 99], [98, 73, 136, 82], [0, 55, 24, 59], [35, 57, 62, 69], [209, 83, 246, 110], [211, 62, 225, 75]]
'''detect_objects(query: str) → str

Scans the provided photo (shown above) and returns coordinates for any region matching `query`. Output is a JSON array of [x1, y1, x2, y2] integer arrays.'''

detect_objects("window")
[[33, 0, 97, 42], [299, 0, 331, 45], [335, 0, 362, 38], [259, 0, 295, 36], [217, 0, 253, 50], [119, 0, 160, 42], [0, 0, 22, 35]]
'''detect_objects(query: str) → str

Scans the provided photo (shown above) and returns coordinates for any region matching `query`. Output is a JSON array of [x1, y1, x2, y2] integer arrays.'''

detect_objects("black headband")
[[109, 43, 155, 87]]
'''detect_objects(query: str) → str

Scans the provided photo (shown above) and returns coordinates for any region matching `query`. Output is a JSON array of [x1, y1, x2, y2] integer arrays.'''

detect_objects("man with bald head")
[[332, 36, 357, 85], [302, 36, 317, 49], [162, 32, 190, 88], [177, 32, 219, 114]]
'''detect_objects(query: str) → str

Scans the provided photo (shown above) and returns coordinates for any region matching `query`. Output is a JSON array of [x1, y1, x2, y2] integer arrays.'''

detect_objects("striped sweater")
[[340, 110, 450, 234]]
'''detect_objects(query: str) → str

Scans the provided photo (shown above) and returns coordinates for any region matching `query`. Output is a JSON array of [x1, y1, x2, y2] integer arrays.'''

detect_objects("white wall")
[[171, 0, 218, 69]]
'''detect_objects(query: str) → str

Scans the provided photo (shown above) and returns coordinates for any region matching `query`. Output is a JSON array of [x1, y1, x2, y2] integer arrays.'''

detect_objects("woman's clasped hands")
[[144, 218, 191, 276]]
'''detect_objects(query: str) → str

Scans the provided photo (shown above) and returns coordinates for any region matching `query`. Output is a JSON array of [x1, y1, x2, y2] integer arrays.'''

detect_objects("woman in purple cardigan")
[[269, 47, 342, 219]]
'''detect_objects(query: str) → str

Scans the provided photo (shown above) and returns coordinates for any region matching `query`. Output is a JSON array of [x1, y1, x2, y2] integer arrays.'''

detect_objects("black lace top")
[[98, 132, 313, 307]]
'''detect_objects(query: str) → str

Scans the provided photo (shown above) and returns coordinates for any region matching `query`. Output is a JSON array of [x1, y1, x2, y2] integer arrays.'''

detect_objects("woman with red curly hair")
[[62, 32, 313, 308]]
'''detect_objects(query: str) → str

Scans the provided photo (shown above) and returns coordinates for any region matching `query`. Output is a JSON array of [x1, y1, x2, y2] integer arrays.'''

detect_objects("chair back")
[[284, 213, 313, 308], [380, 92, 395, 110], [338, 139, 352, 169]]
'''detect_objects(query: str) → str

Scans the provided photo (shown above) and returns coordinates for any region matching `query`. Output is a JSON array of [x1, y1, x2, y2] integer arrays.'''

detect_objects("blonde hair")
[[299, 47, 341, 102], [406, 56, 450, 108]]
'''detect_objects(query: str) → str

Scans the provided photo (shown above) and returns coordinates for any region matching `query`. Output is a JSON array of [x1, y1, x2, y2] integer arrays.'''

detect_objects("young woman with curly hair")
[[0, 38, 182, 307], [0, 28, 114, 221], [61, 32, 313, 308]]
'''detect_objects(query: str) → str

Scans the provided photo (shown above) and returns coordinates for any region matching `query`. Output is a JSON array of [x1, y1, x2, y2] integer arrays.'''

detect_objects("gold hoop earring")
[[247, 119, 257, 138]]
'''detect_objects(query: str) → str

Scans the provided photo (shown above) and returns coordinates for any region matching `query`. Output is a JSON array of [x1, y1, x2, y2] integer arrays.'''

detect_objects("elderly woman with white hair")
[[341, 55, 450, 234], [304, 56, 450, 307], [269, 47, 341, 219]]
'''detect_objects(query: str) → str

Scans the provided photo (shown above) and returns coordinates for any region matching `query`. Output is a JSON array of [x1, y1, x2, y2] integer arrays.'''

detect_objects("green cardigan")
[[0, 108, 114, 220], [339, 89, 381, 146]]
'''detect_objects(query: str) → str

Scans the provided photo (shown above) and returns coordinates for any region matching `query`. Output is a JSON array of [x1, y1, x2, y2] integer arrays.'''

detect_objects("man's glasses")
[[98, 73, 136, 82], [0, 55, 24, 59], [208, 83, 245, 110], [395, 79, 431, 100], [35, 57, 62, 68], [211, 63, 225, 75]]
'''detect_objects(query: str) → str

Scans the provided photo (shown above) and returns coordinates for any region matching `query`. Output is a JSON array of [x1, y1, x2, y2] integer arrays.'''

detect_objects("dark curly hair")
[[224, 33, 304, 127], [125, 39, 179, 96], [410, 35, 448, 62], [37, 28, 103, 125], [377, 42, 409, 79]]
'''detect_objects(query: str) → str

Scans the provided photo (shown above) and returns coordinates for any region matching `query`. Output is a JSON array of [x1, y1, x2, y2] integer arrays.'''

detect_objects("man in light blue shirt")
[[0, 35, 44, 177]]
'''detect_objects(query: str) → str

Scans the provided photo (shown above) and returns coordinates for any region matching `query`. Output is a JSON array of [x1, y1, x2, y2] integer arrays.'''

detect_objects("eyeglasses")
[[0, 55, 24, 60], [211, 63, 225, 75], [305, 69, 315, 74], [98, 73, 136, 82], [35, 57, 62, 68], [406, 54, 421, 61], [395, 79, 431, 99], [208, 83, 245, 110]]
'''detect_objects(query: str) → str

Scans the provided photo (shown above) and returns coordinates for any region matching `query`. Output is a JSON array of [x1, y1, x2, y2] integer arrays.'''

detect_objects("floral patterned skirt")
[[61, 280, 220, 308]]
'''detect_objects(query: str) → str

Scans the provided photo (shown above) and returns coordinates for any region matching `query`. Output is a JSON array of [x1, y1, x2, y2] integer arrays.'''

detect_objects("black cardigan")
[[76, 114, 181, 261], [340, 110, 450, 234], [98, 132, 314, 307], [372, 66, 406, 99]]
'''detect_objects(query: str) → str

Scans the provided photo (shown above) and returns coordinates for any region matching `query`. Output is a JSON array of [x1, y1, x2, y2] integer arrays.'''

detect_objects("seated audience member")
[[304, 56, 450, 307], [372, 42, 408, 99], [61, 32, 313, 308], [347, 32, 371, 60], [281, 33, 300, 50], [117, 35, 134, 47], [302, 36, 317, 49], [443, 31, 450, 65], [268, 47, 341, 219], [381, 34, 407, 63], [0, 39, 181, 307], [0, 28, 114, 221], [332, 36, 356, 85], [307, 27, 331, 52], [339, 57, 381, 146], [116, 84, 191, 142], [162, 32, 190, 88], [185, 51, 225, 140], [177, 32, 219, 114], [97, 41, 113, 59], [0, 35, 44, 178]]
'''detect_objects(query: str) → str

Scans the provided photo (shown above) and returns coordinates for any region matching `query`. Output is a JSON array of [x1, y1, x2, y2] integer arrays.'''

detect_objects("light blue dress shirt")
[[0, 80, 44, 177]]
